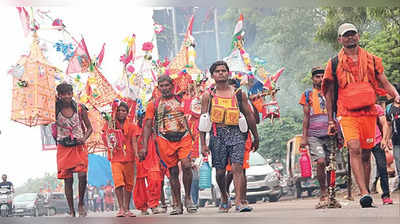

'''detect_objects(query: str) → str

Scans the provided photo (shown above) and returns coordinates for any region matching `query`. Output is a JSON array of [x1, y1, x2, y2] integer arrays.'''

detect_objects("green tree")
[[257, 110, 302, 164]]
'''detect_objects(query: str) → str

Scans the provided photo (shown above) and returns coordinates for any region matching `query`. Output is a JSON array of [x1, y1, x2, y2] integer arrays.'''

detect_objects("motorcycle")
[[0, 188, 12, 217]]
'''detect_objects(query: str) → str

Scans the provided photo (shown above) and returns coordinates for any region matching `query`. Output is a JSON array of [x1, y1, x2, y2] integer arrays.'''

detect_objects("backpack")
[[304, 89, 312, 105]]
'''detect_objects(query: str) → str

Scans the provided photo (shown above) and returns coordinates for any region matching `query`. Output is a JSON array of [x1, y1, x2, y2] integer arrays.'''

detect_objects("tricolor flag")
[[231, 14, 244, 50]]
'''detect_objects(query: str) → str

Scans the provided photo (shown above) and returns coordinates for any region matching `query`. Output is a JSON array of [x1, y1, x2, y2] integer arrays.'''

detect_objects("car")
[[243, 151, 282, 203], [13, 193, 47, 217], [286, 135, 347, 198], [45, 192, 69, 216]]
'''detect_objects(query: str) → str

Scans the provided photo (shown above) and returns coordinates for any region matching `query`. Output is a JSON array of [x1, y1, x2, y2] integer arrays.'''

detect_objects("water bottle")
[[299, 147, 312, 178], [199, 157, 212, 189]]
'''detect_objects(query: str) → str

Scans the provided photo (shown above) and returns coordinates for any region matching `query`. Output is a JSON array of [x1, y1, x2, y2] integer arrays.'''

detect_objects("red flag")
[[271, 67, 285, 82], [97, 43, 105, 67], [185, 15, 194, 38], [66, 38, 90, 74], [16, 7, 30, 37]]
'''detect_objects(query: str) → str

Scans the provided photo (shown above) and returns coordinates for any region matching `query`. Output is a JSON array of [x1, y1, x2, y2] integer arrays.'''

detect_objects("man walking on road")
[[200, 61, 259, 212], [322, 23, 400, 208], [370, 104, 393, 205], [140, 75, 197, 215], [299, 66, 339, 209], [385, 84, 400, 193]]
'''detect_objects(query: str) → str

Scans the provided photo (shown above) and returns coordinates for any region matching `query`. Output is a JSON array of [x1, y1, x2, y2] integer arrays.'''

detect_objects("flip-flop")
[[218, 203, 230, 213], [78, 209, 87, 217], [239, 205, 253, 212], [315, 200, 328, 209], [184, 199, 198, 214], [161, 205, 168, 213], [125, 211, 136, 217], [169, 206, 183, 215], [116, 210, 125, 217]]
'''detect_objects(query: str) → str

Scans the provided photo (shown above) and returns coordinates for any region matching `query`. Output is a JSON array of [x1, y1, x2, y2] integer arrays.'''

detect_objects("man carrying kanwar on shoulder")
[[200, 61, 259, 213], [55, 82, 93, 217], [322, 23, 400, 208], [139, 75, 197, 215], [104, 101, 138, 217], [299, 66, 342, 209]]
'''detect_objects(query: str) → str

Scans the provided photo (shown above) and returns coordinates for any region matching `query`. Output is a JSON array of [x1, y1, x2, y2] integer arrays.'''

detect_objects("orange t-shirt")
[[106, 121, 138, 163], [322, 47, 384, 117], [299, 88, 327, 115]]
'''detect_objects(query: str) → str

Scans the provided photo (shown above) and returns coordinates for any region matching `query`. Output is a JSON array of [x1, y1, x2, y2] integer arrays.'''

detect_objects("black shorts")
[[209, 126, 246, 169]]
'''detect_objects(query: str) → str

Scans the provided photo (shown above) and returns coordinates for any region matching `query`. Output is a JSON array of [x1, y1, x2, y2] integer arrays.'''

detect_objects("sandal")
[[315, 200, 329, 209], [236, 205, 252, 212], [125, 211, 136, 217], [151, 207, 162, 214], [78, 208, 87, 217], [169, 206, 183, 215], [116, 210, 125, 217], [161, 205, 168, 213], [184, 199, 198, 214], [218, 202, 230, 213]]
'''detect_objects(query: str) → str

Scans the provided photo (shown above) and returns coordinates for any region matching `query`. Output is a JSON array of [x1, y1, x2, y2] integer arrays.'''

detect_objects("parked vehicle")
[[244, 152, 282, 203], [286, 135, 347, 198], [45, 192, 69, 216], [0, 188, 12, 217], [13, 193, 47, 217]]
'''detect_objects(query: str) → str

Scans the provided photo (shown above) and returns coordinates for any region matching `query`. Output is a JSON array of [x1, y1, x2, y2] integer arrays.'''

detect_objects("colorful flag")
[[16, 7, 30, 37], [231, 14, 244, 50], [96, 43, 105, 67], [66, 38, 90, 74]]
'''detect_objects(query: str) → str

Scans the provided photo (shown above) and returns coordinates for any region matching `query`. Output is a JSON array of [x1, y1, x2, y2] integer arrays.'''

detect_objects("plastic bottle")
[[199, 157, 212, 189], [299, 147, 312, 178]]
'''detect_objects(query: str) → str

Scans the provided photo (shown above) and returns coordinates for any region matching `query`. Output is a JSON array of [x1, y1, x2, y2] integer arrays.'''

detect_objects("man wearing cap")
[[322, 23, 400, 208], [299, 67, 334, 208]]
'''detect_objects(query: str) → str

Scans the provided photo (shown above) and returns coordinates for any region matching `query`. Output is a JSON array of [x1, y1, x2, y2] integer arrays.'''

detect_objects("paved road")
[[3, 192, 399, 224]]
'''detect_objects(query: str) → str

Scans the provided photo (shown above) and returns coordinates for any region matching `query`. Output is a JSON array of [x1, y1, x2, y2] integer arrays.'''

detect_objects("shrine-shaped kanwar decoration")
[[85, 66, 120, 109], [86, 109, 107, 153], [11, 33, 58, 127], [224, 14, 285, 122], [168, 15, 202, 95]]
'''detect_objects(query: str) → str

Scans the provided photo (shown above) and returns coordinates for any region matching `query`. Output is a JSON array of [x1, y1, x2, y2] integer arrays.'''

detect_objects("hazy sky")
[[0, 6, 155, 187]]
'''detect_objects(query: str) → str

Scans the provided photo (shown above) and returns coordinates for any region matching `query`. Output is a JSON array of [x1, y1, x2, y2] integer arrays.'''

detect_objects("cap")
[[338, 23, 358, 36], [311, 66, 324, 76]]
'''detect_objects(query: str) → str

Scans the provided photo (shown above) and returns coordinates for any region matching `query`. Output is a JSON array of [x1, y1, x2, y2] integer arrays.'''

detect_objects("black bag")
[[58, 136, 79, 147], [161, 132, 186, 142]]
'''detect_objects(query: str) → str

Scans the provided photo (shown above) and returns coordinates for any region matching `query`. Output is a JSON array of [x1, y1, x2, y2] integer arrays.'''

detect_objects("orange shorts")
[[156, 134, 192, 168], [57, 144, 88, 179], [338, 116, 376, 149], [226, 136, 251, 171], [111, 161, 135, 192]]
